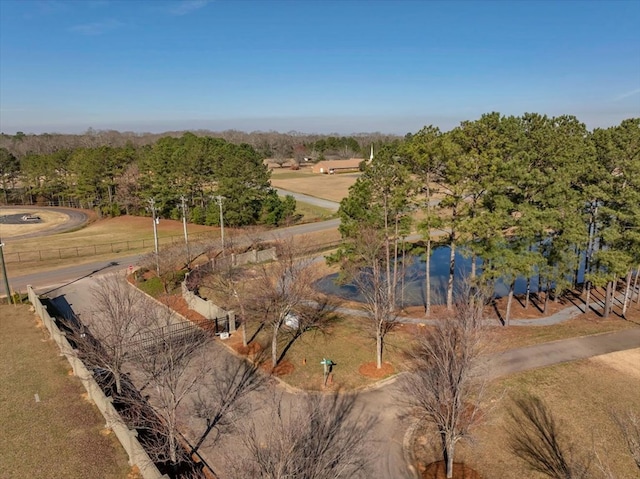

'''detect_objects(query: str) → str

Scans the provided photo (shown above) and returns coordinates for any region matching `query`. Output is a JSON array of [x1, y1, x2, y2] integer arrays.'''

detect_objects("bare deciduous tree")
[[344, 226, 399, 369], [189, 352, 267, 456], [506, 394, 592, 479], [140, 242, 189, 293], [400, 291, 486, 479], [251, 237, 335, 368], [612, 408, 640, 470], [225, 393, 374, 479], [129, 304, 211, 472], [69, 274, 153, 395]]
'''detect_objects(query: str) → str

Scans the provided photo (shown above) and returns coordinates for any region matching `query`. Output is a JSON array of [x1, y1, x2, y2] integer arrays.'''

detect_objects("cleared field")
[[0, 304, 134, 479], [270, 168, 358, 203]]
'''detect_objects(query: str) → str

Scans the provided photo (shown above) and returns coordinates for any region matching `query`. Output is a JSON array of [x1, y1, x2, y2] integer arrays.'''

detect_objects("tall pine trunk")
[[584, 285, 591, 314], [603, 281, 613, 318], [573, 247, 581, 289], [622, 271, 632, 318], [392, 215, 399, 309], [470, 253, 477, 281], [583, 201, 597, 293], [446, 206, 457, 311], [543, 280, 550, 313], [447, 241, 455, 310], [538, 273, 543, 302], [425, 239, 431, 316], [384, 198, 393, 309], [634, 266, 640, 305], [505, 280, 515, 326]]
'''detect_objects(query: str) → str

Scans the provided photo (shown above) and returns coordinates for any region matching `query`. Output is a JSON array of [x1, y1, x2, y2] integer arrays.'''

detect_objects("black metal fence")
[[4, 231, 216, 263], [125, 315, 230, 356]]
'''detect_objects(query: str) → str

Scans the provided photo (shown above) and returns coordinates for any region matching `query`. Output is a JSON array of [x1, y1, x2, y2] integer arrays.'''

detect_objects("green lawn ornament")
[[320, 358, 334, 386]]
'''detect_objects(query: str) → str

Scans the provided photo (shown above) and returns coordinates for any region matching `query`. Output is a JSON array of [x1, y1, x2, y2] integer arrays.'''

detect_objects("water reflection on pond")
[[315, 246, 585, 307]]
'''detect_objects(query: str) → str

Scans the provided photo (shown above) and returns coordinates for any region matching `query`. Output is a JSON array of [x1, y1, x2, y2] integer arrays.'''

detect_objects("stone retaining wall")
[[27, 285, 168, 479]]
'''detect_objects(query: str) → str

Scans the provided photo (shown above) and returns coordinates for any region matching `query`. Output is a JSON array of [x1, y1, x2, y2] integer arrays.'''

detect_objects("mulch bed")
[[358, 361, 394, 378], [257, 359, 294, 376], [421, 461, 481, 479], [157, 294, 208, 322]]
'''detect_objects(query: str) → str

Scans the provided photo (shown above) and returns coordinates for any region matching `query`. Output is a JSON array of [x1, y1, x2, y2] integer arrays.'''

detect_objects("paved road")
[[12, 255, 142, 295], [490, 328, 640, 378], [12, 201, 640, 478], [7, 217, 341, 293], [0, 206, 89, 240], [275, 188, 340, 211], [46, 274, 640, 479]]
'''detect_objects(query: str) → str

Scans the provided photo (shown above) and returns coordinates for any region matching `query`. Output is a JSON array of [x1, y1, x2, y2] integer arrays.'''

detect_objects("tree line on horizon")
[[0, 129, 396, 226], [1, 111, 638, 311]]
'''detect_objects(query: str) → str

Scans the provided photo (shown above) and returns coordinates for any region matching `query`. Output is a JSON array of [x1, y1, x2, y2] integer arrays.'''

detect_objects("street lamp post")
[[180, 195, 190, 268], [215, 195, 225, 254], [148, 198, 160, 276], [0, 236, 12, 304]]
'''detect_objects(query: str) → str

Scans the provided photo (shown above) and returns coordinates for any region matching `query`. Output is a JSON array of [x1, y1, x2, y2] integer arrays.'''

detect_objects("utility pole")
[[180, 195, 190, 268], [148, 198, 160, 276], [0, 235, 12, 304], [215, 195, 225, 254]]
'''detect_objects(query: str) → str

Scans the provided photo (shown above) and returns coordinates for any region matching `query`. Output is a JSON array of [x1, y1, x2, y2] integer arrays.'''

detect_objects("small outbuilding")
[[311, 158, 363, 174]]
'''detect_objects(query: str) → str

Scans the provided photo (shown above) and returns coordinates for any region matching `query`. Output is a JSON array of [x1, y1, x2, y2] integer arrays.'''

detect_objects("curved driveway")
[[41, 272, 640, 479], [0, 206, 89, 240], [11, 199, 640, 478]]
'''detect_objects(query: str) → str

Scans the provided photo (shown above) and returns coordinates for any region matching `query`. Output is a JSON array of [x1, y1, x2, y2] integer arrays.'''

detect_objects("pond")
[[315, 246, 586, 307]]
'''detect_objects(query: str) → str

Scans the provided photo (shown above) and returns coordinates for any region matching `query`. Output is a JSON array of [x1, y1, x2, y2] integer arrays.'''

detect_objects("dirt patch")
[[591, 348, 640, 380], [358, 361, 394, 378], [229, 335, 263, 359]]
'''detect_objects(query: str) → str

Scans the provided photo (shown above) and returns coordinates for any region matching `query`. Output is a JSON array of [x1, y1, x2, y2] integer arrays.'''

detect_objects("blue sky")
[[0, 0, 638, 135]]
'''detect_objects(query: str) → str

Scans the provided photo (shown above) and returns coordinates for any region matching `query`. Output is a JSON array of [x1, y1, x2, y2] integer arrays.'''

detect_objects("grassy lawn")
[[3, 201, 336, 275], [3, 215, 221, 275], [0, 304, 135, 479], [451, 350, 640, 478], [294, 200, 337, 222], [237, 315, 417, 390], [485, 314, 640, 352], [270, 168, 358, 203]]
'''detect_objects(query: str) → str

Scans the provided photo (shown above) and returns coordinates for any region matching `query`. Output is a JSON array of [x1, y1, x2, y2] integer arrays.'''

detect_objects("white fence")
[[27, 285, 168, 479]]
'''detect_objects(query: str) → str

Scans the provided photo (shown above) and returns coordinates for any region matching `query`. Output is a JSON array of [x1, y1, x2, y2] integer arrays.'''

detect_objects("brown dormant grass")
[[0, 304, 135, 479], [270, 168, 358, 203], [463, 350, 640, 478], [0, 208, 69, 237]]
